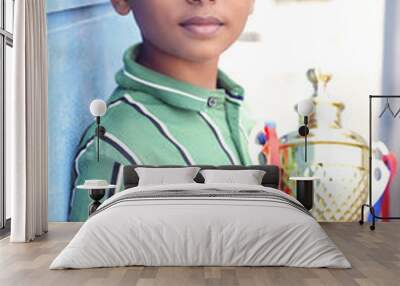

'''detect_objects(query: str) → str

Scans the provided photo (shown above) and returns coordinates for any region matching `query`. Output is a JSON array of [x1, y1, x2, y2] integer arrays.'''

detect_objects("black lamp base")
[[88, 189, 106, 216], [296, 180, 314, 210]]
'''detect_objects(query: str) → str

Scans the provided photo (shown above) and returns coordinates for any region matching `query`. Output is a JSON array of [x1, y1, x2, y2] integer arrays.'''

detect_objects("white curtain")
[[8, 0, 48, 242]]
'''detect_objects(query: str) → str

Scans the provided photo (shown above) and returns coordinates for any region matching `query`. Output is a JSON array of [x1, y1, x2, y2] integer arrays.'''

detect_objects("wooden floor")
[[0, 222, 399, 286]]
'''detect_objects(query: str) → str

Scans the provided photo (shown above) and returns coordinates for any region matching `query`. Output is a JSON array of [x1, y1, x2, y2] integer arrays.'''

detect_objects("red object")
[[262, 125, 282, 190], [264, 126, 270, 141], [381, 153, 397, 219], [263, 126, 280, 167], [283, 186, 291, 195]]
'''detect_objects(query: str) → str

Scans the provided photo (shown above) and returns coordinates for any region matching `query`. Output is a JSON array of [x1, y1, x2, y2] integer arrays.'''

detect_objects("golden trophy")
[[280, 69, 369, 221]]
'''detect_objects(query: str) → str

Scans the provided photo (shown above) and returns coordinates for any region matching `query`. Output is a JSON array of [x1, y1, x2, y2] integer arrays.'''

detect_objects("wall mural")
[[47, 0, 394, 222]]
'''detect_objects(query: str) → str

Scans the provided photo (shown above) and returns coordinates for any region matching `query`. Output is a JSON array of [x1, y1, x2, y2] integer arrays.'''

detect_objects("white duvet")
[[50, 183, 351, 269]]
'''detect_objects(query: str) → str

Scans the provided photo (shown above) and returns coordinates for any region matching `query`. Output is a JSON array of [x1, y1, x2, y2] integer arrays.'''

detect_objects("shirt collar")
[[115, 44, 244, 112]]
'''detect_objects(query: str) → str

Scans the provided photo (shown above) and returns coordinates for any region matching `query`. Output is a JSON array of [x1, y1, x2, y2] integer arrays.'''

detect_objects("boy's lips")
[[179, 16, 224, 38]]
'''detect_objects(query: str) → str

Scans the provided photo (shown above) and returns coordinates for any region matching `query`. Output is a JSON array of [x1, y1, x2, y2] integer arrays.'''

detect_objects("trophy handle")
[[307, 68, 333, 96]]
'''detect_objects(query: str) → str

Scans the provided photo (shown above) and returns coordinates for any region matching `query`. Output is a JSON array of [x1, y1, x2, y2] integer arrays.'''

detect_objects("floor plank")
[[0, 222, 399, 286]]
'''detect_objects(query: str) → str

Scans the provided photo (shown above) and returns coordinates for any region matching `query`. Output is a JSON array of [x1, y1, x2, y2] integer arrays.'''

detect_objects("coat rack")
[[359, 95, 400, 230]]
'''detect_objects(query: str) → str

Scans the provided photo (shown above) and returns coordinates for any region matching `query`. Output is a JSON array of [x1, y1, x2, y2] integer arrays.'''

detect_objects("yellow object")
[[280, 69, 368, 222]]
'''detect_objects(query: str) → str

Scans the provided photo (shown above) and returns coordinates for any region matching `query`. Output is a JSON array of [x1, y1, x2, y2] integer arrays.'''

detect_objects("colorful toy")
[[256, 121, 282, 188], [370, 141, 397, 221]]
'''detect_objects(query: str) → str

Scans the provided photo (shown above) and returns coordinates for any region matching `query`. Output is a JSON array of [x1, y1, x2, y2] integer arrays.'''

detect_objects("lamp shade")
[[297, 99, 315, 116], [90, 99, 107, 117]]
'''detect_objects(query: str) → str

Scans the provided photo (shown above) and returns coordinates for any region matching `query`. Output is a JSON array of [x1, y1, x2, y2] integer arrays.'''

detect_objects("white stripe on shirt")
[[226, 96, 243, 105], [199, 111, 240, 165], [123, 70, 208, 104], [104, 132, 142, 165], [239, 122, 249, 144], [123, 95, 196, 165]]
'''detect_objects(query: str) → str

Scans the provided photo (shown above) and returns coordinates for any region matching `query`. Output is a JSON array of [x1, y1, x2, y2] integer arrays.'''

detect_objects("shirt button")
[[207, 97, 217, 108]]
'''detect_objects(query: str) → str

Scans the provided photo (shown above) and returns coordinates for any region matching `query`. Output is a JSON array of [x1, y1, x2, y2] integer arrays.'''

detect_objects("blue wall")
[[47, 0, 141, 221]]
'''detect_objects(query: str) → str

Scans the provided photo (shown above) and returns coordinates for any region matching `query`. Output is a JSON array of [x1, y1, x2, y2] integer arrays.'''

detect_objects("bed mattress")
[[50, 183, 351, 269]]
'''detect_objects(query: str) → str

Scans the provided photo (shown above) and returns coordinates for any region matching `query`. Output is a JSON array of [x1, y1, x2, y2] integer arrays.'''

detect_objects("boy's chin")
[[173, 43, 228, 63]]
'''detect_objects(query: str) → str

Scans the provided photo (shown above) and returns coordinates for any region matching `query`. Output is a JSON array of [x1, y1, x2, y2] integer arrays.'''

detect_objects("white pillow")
[[200, 169, 266, 185], [135, 167, 200, 186]]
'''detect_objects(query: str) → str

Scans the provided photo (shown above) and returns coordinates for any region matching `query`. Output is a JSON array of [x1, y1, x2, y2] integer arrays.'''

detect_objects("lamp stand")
[[95, 117, 106, 162], [298, 116, 310, 162]]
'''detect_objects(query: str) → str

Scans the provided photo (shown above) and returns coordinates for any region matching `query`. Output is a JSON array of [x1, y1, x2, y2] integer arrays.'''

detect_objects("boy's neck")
[[137, 40, 219, 91]]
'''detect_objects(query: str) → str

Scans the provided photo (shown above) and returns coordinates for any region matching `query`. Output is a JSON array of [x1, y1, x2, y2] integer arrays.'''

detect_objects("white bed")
[[50, 183, 351, 269]]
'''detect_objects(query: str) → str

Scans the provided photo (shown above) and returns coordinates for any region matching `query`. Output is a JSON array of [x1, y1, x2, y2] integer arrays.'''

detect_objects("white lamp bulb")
[[90, 99, 107, 117], [297, 99, 315, 117]]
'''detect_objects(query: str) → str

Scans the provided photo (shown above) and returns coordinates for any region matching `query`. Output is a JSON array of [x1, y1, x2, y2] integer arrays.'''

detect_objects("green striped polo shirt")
[[70, 44, 256, 221]]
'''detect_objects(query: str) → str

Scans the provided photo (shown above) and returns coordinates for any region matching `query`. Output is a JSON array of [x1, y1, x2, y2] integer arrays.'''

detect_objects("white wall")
[[220, 0, 385, 141]]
